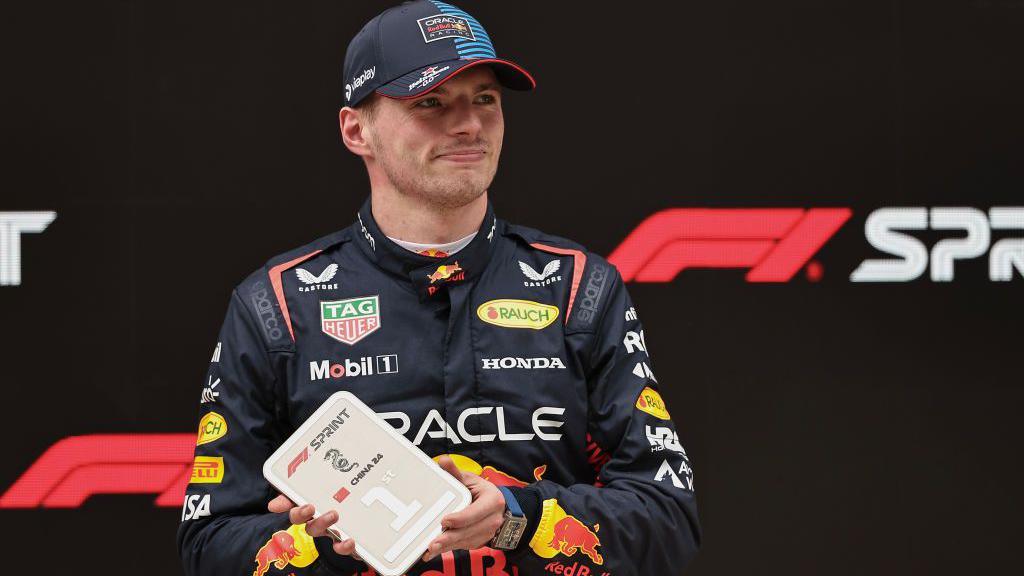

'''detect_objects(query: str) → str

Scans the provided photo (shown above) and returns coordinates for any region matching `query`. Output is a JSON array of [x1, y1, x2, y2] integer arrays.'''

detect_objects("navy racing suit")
[[177, 198, 701, 576]]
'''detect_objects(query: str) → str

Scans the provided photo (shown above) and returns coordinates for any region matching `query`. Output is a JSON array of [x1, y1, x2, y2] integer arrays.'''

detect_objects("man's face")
[[362, 66, 504, 209]]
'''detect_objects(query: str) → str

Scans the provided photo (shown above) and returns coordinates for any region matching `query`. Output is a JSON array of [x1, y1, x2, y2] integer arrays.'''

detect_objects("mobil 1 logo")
[[309, 355, 399, 381]]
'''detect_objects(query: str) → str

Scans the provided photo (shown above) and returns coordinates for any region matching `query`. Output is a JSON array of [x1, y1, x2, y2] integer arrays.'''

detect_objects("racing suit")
[[177, 198, 701, 576]]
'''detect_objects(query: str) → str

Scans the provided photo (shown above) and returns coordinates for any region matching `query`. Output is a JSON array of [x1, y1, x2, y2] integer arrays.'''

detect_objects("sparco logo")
[[345, 66, 375, 102], [249, 280, 283, 341], [0, 211, 56, 286], [481, 357, 567, 370], [576, 264, 609, 327]]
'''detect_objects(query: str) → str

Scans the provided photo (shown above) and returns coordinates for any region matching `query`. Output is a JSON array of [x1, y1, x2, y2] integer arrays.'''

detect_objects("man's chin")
[[417, 177, 490, 209]]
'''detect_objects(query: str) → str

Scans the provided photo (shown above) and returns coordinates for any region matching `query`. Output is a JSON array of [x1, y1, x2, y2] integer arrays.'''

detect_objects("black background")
[[1, 1, 1021, 574]]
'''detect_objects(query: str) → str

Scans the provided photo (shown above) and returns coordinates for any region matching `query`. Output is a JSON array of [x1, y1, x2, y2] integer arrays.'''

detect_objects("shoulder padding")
[[235, 228, 353, 350], [263, 228, 352, 270], [235, 268, 293, 351], [565, 252, 617, 334], [502, 223, 588, 254], [503, 223, 618, 334]]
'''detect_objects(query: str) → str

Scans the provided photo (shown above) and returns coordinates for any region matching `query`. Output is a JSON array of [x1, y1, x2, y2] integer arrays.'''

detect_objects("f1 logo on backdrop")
[[0, 211, 56, 286], [608, 208, 852, 282], [0, 434, 193, 508]]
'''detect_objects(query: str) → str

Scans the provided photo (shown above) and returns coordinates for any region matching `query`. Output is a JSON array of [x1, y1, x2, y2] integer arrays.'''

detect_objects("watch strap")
[[497, 486, 524, 517], [490, 486, 528, 550]]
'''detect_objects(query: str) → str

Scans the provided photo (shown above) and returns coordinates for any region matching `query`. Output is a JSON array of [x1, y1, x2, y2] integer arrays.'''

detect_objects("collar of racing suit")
[[351, 197, 502, 301]]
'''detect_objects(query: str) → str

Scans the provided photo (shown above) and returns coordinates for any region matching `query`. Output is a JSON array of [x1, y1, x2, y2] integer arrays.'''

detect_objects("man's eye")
[[416, 97, 441, 108], [476, 94, 497, 104]]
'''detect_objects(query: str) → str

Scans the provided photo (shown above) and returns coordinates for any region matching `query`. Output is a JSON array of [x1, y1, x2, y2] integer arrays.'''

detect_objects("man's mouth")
[[435, 149, 486, 163]]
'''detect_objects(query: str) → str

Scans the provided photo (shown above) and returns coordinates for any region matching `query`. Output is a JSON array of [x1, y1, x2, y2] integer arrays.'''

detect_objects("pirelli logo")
[[190, 456, 224, 484]]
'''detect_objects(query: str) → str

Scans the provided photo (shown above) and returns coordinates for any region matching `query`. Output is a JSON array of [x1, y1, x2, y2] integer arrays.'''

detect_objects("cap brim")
[[376, 58, 535, 100]]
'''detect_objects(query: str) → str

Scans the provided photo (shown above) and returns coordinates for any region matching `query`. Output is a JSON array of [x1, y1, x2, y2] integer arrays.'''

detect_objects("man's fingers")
[[268, 497, 356, 558], [268, 494, 296, 513], [436, 455, 469, 484], [288, 504, 315, 525], [305, 510, 339, 537], [424, 528, 467, 560], [441, 494, 500, 530], [333, 538, 362, 560], [424, 525, 496, 562]]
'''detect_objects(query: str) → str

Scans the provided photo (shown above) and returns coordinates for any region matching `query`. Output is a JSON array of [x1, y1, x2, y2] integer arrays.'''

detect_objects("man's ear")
[[339, 107, 373, 157]]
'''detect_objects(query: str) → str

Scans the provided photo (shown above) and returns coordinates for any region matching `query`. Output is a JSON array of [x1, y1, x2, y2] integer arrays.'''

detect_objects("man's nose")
[[447, 98, 484, 138]]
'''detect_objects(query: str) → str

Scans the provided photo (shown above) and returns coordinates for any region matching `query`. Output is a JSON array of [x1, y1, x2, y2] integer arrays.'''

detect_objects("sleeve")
[[503, 259, 702, 575], [176, 285, 364, 576]]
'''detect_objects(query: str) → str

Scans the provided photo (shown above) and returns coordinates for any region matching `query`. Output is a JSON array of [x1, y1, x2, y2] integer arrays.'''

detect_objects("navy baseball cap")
[[342, 0, 535, 107]]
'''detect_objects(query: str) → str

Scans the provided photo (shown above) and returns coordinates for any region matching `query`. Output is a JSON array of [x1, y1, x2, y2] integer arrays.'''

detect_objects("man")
[[177, 1, 701, 575]]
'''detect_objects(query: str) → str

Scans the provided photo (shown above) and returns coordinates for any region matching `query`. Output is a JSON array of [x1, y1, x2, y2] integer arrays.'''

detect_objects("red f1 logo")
[[287, 447, 308, 478], [608, 208, 852, 282], [0, 434, 193, 508]]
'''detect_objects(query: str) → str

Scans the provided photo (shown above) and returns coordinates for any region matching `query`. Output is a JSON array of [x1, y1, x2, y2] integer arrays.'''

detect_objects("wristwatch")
[[489, 486, 528, 550]]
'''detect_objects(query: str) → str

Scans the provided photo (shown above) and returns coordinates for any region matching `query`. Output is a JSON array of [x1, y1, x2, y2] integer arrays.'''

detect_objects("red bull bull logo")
[[253, 531, 298, 576], [529, 499, 604, 565], [418, 248, 449, 258], [435, 454, 546, 487], [481, 464, 546, 487], [427, 262, 463, 284], [549, 516, 603, 565], [252, 524, 318, 576]]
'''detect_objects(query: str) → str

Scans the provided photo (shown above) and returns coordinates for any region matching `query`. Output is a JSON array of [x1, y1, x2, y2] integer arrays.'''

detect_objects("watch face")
[[491, 513, 527, 550]]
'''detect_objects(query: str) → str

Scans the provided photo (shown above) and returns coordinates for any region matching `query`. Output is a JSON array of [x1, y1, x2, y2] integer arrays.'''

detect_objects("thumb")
[[268, 494, 295, 513], [437, 455, 471, 485]]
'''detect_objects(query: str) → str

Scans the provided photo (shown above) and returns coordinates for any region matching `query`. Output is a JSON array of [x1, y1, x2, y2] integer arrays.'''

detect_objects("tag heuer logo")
[[320, 296, 380, 345]]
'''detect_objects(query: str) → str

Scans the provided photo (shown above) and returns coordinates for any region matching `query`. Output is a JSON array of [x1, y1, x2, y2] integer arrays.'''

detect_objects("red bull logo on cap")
[[252, 524, 318, 576], [529, 499, 604, 565]]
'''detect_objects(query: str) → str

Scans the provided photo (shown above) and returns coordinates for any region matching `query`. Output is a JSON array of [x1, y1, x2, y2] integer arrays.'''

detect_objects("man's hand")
[[422, 455, 507, 563], [268, 494, 362, 559]]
